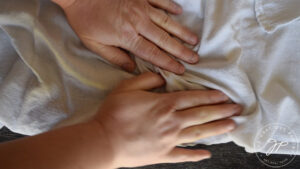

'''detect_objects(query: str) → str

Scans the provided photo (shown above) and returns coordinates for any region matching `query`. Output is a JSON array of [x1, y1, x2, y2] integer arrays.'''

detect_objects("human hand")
[[93, 72, 242, 168], [53, 0, 199, 73]]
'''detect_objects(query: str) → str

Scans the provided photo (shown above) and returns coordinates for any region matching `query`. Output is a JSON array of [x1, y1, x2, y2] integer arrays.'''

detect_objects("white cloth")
[[255, 0, 300, 32], [0, 0, 132, 134], [0, 0, 300, 155]]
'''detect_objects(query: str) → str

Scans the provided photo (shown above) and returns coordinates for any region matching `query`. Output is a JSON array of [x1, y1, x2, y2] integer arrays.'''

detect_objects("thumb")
[[82, 38, 136, 72], [116, 72, 165, 92], [161, 148, 211, 163]]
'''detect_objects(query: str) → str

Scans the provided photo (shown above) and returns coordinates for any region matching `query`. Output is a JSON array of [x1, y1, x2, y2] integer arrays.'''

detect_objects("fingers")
[[166, 90, 229, 110], [161, 148, 211, 163], [148, 0, 183, 14], [82, 38, 136, 72], [176, 119, 236, 144], [136, 21, 199, 64], [125, 35, 185, 74], [149, 7, 198, 45], [116, 72, 165, 91], [176, 104, 242, 129]]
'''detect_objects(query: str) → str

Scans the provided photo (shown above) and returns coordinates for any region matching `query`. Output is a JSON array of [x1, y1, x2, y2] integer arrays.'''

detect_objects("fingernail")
[[217, 92, 230, 101], [177, 64, 185, 74], [233, 105, 243, 116], [122, 63, 135, 72], [173, 3, 182, 13], [226, 122, 236, 131], [189, 54, 199, 63], [172, 63, 185, 75], [189, 36, 198, 45]]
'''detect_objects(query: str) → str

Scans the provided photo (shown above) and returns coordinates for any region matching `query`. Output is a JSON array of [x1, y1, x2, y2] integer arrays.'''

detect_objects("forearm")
[[0, 121, 115, 169]]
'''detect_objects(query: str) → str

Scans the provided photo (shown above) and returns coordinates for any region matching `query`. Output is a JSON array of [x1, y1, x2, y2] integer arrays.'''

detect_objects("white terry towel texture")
[[0, 0, 300, 155]]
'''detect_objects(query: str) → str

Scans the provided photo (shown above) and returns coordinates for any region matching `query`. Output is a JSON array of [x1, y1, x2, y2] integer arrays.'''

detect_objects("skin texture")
[[52, 0, 200, 73], [0, 72, 242, 169], [95, 72, 242, 168]]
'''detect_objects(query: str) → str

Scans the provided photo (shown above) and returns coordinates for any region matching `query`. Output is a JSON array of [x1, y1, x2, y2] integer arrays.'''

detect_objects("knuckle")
[[159, 121, 181, 137], [130, 36, 143, 52], [126, 1, 150, 26], [177, 45, 188, 56], [120, 26, 138, 46], [148, 47, 161, 62], [166, 57, 178, 70], [158, 33, 170, 45], [172, 92, 184, 102], [161, 14, 171, 26], [171, 121, 182, 133], [154, 103, 174, 118], [163, 104, 176, 116], [130, 12, 141, 26], [157, 99, 176, 115], [174, 113, 187, 129], [167, 99, 178, 111]]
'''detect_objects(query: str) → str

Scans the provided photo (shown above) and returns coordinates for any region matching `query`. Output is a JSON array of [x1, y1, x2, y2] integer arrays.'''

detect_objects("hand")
[[94, 72, 242, 168], [54, 0, 199, 73]]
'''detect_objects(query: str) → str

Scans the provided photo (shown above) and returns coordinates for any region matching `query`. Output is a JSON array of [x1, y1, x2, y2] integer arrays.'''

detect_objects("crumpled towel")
[[255, 0, 300, 32], [0, 0, 132, 135], [0, 0, 300, 155]]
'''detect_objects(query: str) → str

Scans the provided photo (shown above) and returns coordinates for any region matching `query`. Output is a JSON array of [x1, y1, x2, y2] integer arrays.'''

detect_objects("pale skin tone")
[[52, 0, 200, 73], [0, 72, 242, 169]]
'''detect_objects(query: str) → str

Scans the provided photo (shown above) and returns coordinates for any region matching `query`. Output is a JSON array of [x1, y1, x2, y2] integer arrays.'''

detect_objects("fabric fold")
[[255, 0, 300, 32]]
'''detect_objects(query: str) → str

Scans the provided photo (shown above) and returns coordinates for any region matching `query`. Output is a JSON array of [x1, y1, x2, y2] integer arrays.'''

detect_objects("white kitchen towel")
[[0, 0, 132, 135], [0, 0, 300, 155], [255, 0, 300, 32]]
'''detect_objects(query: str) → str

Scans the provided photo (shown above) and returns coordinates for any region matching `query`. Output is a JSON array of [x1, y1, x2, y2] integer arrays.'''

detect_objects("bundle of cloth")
[[0, 0, 299, 155]]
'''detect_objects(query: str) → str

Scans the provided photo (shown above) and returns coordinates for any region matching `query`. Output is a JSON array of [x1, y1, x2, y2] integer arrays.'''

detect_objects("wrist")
[[87, 120, 117, 169], [52, 0, 76, 9]]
